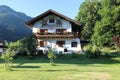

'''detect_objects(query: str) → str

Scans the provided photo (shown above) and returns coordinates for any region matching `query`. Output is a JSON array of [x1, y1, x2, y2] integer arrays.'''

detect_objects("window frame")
[[71, 42, 77, 47], [49, 18, 55, 23], [56, 41, 65, 47]]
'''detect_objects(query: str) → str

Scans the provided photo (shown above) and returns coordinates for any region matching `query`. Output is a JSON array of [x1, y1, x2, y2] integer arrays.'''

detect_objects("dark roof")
[[25, 9, 81, 28]]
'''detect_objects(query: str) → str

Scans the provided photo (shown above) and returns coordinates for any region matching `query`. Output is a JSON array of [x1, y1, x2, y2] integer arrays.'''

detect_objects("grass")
[[0, 54, 120, 80]]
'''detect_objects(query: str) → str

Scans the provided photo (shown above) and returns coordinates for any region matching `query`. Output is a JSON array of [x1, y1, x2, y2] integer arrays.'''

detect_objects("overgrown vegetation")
[[84, 44, 101, 58], [76, 0, 120, 48]]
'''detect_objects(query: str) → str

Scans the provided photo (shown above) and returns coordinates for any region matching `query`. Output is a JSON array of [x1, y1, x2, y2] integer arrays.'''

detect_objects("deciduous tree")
[[92, 0, 120, 46], [76, 0, 100, 41]]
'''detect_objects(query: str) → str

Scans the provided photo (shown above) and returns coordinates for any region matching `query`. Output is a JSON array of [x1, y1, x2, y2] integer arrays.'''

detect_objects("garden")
[[0, 53, 120, 80]]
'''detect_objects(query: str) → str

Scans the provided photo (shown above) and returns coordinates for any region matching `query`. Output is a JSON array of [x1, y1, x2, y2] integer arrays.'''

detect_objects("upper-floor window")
[[41, 20, 47, 27], [49, 18, 55, 23], [56, 29, 67, 34], [40, 29, 48, 34], [56, 19, 62, 25]]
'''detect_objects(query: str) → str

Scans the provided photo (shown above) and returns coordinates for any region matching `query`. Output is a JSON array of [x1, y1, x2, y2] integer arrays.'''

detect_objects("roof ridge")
[[25, 9, 81, 27]]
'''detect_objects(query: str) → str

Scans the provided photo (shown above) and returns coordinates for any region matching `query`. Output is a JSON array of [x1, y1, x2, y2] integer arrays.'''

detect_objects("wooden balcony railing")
[[35, 33, 79, 39]]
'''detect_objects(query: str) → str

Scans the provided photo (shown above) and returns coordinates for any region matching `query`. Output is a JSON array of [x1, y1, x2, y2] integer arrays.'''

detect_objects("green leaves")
[[1, 48, 15, 62], [1, 48, 15, 71], [76, 0, 100, 41], [47, 49, 57, 64], [91, 0, 120, 47]]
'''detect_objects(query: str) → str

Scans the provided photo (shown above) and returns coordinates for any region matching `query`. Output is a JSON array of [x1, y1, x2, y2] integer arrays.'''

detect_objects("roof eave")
[[25, 9, 82, 27]]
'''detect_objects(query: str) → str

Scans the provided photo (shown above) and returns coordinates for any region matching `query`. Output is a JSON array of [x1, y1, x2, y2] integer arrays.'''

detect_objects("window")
[[56, 41, 65, 47], [71, 42, 77, 47], [49, 18, 55, 23], [64, 49, 67, 52], [40, 29, 48, 34], [42, 20, 47, 25], [56, 19, 62, 25], [56, 29, 67, 34], [39, 41, 44, 47], [39, 40, 46, 47]]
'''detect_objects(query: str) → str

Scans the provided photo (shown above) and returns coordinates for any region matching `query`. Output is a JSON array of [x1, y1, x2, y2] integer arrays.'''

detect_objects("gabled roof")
[[25, 9, 81, 27]]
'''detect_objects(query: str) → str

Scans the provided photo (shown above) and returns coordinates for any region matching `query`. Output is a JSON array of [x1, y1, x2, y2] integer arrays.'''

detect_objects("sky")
[[0, 0, 84, 19]]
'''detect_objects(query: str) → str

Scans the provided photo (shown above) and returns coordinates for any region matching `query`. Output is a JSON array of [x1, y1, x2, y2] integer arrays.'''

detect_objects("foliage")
[[26, 34, 37, 56], [6, 35, 38, 56], [76, 0, 100, 41], [91, 0, 120, 47], [70, 53, 79, 58], [47, 49, 57, 65], [100, 47, 120, 58], [76, 0, 120, 47], [1, 48, 15, 71], [85, 44, 101, 58], [3, 35, 37, 57], [101, 48, 111, 58], [16, 38, 27, 56], [6, 38, 28, 56]]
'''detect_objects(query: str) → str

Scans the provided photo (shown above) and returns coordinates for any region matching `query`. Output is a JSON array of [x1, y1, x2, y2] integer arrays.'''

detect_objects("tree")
[[92, 0, 120, 46], [1, 48, 15, 71], [6, 38, 28, 56], [47, 48, 57, 65], [76, 0, 100, 41], [16, 38, 27, 56], [26, 34, 37, 56]]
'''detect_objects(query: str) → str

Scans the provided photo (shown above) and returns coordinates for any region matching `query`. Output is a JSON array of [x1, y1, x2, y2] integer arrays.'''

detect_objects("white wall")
[[38, 38, 81, 53], [32, 15, 72, 33], [0, 48, 3, 53]]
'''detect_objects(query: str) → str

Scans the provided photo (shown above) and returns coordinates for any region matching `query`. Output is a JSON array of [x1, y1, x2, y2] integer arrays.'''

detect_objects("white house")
[[25, 9, 82, 54], [0, 41, 6, 54]]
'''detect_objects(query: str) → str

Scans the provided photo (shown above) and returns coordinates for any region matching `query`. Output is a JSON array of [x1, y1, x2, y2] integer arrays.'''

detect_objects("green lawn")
[[0, 55, 120, 80]]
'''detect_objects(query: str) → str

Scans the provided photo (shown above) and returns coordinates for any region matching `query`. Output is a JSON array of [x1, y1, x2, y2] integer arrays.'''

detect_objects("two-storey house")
[[25, 9, 82, 54]]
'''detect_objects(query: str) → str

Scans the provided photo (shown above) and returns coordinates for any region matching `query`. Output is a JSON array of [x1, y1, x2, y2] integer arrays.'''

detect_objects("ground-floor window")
[[56, 41, 65, 47], [39, 40, 46, 47], [71, 42, 77, 47]]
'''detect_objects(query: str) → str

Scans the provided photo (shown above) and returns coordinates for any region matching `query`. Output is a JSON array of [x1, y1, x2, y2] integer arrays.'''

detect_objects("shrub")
[[85, 45, 101, 58], [1, 48, 15, 71], [17, 48, 27, 56], [47, 49, 57, 65], [70, 53, 79, 58], [101, 48, 111, 57]]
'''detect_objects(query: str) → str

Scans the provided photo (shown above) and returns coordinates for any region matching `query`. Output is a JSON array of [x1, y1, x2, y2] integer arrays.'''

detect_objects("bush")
[[1, 48, 15, 71], [70, 53, 79, 58], [47, 49, 57, 65], [17, 48, 27, 56], [101, 48, 112, 58], [85, 45, 101, 58]]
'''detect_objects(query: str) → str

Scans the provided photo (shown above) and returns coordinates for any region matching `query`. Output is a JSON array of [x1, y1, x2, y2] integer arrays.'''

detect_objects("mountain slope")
[[0, 5, 32, 42]]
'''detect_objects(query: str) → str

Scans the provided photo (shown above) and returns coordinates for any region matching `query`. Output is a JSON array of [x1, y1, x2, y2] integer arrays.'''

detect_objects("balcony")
[[35, 33, 79, 39], [35, 28, 79, 39]]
